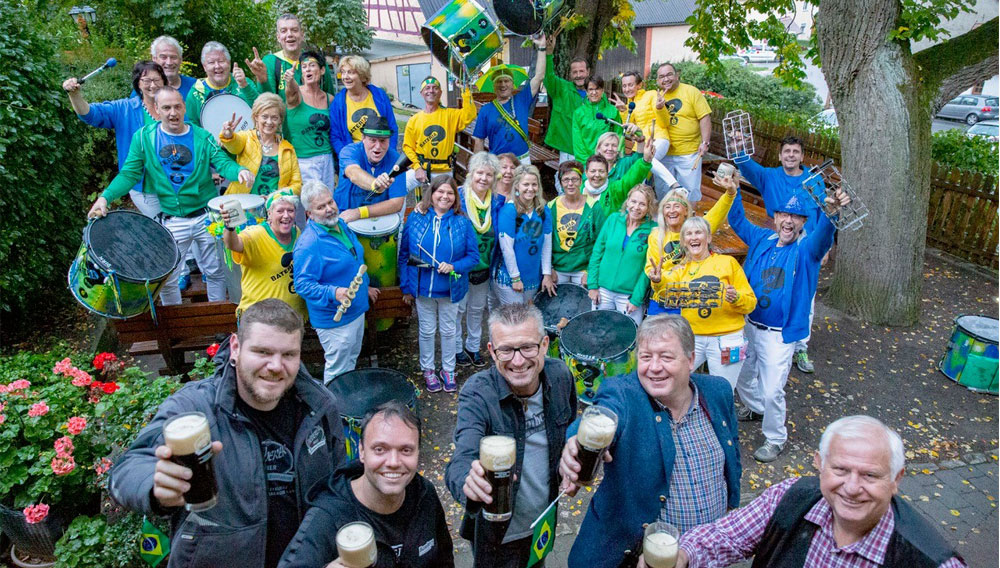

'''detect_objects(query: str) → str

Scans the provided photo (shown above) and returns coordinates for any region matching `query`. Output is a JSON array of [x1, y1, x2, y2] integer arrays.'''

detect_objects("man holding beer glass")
[[109, 299, 346, 568], [446, 303, 578, 567], [279, 401, 454, 567], [558, 315, 741, 568]]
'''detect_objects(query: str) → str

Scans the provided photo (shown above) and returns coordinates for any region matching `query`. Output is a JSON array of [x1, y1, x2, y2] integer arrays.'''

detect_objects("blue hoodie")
[[78, 96, 156, 192], [293, 219, 370, 328], [728, 188, 835, 343], [397, 209, 480, 303], [328, 84, 397, 156], [736, 157, 823, 234]]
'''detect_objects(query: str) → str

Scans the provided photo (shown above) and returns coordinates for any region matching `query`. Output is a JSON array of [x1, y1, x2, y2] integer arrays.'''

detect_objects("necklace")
[[259, 130, 276, 153], [687, 255, 710, 276]]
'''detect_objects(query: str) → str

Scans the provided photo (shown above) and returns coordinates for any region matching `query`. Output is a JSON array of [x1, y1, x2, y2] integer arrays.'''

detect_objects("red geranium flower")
[[51, 455, 76, 476], [28, 401, 50, 417], [66, 416, 87, 435], [101, 382, 120, 394], [23, 504, 49, 524], [54, 436, 75, 457]]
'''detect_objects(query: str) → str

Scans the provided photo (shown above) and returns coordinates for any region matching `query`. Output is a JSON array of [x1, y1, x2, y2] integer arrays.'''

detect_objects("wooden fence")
[[709, 108, 999, 268]]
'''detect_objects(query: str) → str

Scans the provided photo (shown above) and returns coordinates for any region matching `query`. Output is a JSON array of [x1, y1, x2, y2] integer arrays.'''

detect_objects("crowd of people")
[[72, 12, 967, 568]]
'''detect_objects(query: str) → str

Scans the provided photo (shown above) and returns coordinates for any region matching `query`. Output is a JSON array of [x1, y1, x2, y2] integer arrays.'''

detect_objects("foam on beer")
[[336, 522, 376, 568], [163, 414, 211, 456], [643, 531, 679, 568], [577, 413, 616, 450], [479, 436, 516, 471]]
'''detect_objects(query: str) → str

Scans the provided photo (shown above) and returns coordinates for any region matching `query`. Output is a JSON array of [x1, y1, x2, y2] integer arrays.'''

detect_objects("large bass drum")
[[493, 0, 564, 36], [559, 310, 637, 405]]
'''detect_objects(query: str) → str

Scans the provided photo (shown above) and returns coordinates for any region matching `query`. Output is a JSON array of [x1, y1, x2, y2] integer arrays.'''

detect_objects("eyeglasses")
[[139, 79, 164, 87], [491, 341, 543, 361]]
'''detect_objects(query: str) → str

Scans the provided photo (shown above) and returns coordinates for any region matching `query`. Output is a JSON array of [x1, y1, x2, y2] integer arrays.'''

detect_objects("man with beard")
[[446, 303, 577, 567], [278, 401, 455, 567], [87, 87, 254, 306], [185, 41, 260, 128], [109, 299, 345, 568], [293, 180, 379, 383], [723, 175, 849, 463], [335, 116, 407, 223], [541, 45, 589, 166], [402, 76, 478, 191]]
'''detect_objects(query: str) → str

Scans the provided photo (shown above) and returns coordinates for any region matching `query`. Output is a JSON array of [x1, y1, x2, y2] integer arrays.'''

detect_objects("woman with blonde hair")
[[220, 92, 302, 195], [587, 184, 657, 324], [329, 55, 397, 156], [655, 215, 756, 389], [494, 164, 555, 305], [645, 167, 738, 315]]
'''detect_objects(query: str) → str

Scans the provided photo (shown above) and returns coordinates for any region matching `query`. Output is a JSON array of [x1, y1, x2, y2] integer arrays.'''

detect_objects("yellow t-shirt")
[[403, 89, 477, 172], [346, 91, 380, 142], [553, 196, 586, 250], [659, 253, 756, 336], [231, 225, 307, 320], [619, 89, 670, 141], [654, 83, 712, 155]]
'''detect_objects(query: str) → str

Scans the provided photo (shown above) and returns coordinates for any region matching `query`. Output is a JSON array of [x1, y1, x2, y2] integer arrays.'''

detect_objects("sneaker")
[[469, 351, 487, 368], [794, 350, 815, 373], [737, 406, 763, 422], [753, 441, 785, 463], [423, 370, 442, 393], [178, 274, 191, 291], [456, 351, 473, 367], [441, 370, 458, 392]]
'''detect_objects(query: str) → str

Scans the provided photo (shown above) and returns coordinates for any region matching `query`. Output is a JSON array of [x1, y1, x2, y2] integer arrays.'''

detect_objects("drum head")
[[208, 194, 266, 212], [534, 284, 592, 332], [560, 310, 637, 362], [348, 212, 402, 236], [327, 368, 415, 418], [493, 0, 561, 36], [85, 210, 179, 282], [200, 93, 254, 139], [956, 315, 999, 344]]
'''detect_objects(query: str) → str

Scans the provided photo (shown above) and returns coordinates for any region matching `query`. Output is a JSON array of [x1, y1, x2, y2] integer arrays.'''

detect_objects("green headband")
[[362, 128, 392, 137], [266, 189, 297, 211], [421, 77, 440, 89], [664, 196, 690, 207]]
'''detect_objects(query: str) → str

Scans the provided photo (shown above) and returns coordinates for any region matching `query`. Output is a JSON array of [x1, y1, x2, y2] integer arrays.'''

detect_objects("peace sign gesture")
[[610, 92, 627, 114], [245, 47, 267, 84], [655, 89, 666, 110], [221, 112, 242, 139]]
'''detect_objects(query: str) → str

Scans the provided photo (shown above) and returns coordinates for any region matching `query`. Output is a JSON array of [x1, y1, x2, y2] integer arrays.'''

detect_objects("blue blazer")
[[397, 209, 479, 303], [567, 372, 741, 568], [293, 219, 369, 328], [328, 84, 397, 156]]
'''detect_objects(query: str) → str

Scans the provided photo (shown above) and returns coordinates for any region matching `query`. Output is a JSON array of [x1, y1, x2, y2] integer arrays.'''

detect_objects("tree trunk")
[[555, 0, 617, 71], [816, 0, 931, 325]]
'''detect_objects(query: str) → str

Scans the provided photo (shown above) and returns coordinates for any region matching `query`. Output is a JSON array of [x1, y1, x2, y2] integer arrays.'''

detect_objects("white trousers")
[[795, 295, 815, 353], [406, 168, 453, 192], [649, 139, 680, 200], [693, 329, 747, 391], [555, 270, 585, 285], [737, 323, 795, 446], [597, 287, 643, 326], [129, 190, 162, 218], [316, 315, 366, 384], [158, 213, 226, 306], [299, 153, 337, 189], [456, 281, 495, 353], [494, 282, 536, 306], [416, 296, 459, 373], [661, 152, 703, 203]]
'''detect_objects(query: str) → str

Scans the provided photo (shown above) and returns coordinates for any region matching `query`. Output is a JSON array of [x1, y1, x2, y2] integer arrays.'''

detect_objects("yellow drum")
[[348, 212, 401, 331]]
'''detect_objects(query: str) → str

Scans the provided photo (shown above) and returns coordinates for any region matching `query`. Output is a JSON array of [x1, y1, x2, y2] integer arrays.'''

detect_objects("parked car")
[[809, 108, 838, 130], [936, 94, 998, 125], [966, 120, 999, 142], [737, 45, 778, 63]]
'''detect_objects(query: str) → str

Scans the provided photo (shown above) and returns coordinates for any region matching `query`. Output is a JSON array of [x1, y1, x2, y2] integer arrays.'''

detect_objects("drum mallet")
[[596, 113, 644, 142], [79, 58, 118, 84], [333, 264, 367, 323]]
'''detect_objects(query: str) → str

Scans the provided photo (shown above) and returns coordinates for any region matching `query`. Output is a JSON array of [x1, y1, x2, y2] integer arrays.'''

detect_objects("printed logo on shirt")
[[421, 125, 447, 157], [524, 405, 545, 438], [756, 266, 785, 309], [391, 544, 404, 558], [350, 108, 380, 136], [665, 98, 682, 126], [558, 212, 581, 248], [258, 158, 280, 183], [663, 239, 684, 262], [691, 275, 720, 319], [159, 144, 193, 186], [261, 439, 295, 490], [307, 113, 331, 145], [517, 217, 545, 256], [418, 538, 435, 556]]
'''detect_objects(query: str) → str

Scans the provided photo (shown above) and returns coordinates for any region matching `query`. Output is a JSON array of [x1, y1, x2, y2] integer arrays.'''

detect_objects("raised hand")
[[283, 67, 297, 87], [238, 169, 255, 188], [643, 137, 655, 163], [62, 77, 81, 93], [610, 93, 627, 114], [232, 62, 248, 88], [725, 284, 738, 303], [656, 89, 666, 110], [532, 32, 547, 51], [244, 47, 267, 83], [220, 112, 243, 138]]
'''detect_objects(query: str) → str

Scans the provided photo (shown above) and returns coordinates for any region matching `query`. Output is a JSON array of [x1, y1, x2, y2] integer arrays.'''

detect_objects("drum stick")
[[334, 264, 368, 322], [79, 58, 118, 84]]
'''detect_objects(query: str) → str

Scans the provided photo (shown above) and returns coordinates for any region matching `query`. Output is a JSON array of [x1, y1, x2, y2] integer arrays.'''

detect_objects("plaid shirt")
[[657, 383, 728, 533], [680, 477, 967, 568]]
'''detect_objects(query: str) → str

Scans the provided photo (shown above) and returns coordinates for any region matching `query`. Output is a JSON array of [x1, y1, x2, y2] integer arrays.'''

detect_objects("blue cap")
[[775, 195, 810, 217]]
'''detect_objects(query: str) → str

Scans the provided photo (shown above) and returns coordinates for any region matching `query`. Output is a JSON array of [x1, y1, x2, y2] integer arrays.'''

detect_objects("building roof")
[[362, 37, 430, 61], [417, 0, 694, 29]]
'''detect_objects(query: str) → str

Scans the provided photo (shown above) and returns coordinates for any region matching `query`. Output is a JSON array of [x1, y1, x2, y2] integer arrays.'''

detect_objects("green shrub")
[[648, 61, 822, 115], [931, 128, 1000, 177]]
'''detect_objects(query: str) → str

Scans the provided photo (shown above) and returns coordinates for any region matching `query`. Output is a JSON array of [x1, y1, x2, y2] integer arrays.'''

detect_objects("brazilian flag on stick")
[[140, 516, 170, 567], [526, 489, 565, 567]]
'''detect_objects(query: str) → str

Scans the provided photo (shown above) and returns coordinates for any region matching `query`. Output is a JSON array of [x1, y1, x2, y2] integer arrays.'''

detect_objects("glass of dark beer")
[[479, 435, 516, 522], [162, 412, 218, 512], [575, 405, 618, 485]]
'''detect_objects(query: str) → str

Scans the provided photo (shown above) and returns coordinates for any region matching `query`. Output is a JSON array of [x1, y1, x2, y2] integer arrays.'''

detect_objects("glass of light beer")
[[479, 435, 516, 522], [162, 412, 218, 512], [643, 521, 680, 568], [336, 521, 377, 568], [575, 406, 618, 485]]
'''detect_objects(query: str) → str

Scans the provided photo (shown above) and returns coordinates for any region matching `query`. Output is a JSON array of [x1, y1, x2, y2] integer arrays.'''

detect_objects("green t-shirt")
[[286, 99, 332, 159], [252, 155, 280, 195]]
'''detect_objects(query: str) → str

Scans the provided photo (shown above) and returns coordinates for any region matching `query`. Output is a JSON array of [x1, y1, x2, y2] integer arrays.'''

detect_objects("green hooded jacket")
[[547, 196, 607, 273], [573, 95, 621, 163], [587, 211, 654, 306], [542, 54, 586, 155]]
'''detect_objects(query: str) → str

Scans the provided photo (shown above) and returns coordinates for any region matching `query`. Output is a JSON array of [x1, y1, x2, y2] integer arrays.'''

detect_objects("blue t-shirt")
[[496, 203, 551, 289], [156, 126, 195, 192], [736, 159, 822, 234], [130, 74, 196, 100], [745, 240, 796, 328], [334, 141, 407, 210], [472, 87, 535, 157]]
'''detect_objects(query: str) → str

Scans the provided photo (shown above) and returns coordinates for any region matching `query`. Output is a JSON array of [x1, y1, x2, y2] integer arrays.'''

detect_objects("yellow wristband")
[[370, 180, 378, 192], [359, 206, 370, 220]]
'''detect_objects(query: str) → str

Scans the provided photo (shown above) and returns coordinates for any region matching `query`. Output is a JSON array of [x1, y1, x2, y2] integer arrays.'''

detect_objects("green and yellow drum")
[[326, 368, 418, 461], [534, 284, 593, 358], [940, 315, 999, 395], [421, 0, 503, 80], [559, 310, 638, 405], [348, 212, 401, 331], [67, 210, 180, 320]]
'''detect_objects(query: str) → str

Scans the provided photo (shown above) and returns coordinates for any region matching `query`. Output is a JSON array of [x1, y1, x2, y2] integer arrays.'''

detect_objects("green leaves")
[[277, 0, 374, 54], [931, 128, 1000, 176]]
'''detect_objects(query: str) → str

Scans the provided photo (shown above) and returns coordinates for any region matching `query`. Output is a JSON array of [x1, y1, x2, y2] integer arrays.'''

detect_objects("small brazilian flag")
[[526, 497, 558, 567], [140, 516, 170, 567]]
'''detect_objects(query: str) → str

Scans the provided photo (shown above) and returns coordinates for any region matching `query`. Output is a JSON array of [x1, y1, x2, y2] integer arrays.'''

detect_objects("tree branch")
[[915, 17, 999, 112]]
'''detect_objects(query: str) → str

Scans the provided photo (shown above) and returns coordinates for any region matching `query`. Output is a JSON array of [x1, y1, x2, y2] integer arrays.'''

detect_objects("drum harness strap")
[[106, 270, 125, 318], [145, 279, 159, 325], [492, 99, 529, 142]]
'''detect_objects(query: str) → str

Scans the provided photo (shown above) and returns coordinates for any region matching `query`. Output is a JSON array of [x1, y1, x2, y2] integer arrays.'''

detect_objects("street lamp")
[[68, 5, 97, 38]]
